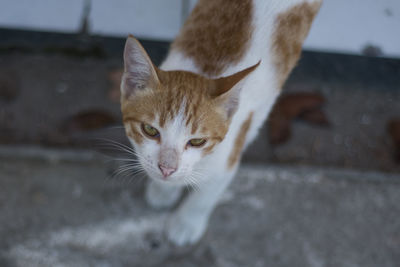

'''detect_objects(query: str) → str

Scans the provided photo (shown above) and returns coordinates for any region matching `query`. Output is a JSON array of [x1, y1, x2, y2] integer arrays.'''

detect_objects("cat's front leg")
[[145, 179, 183, 209], [166, 170, 235, 246]]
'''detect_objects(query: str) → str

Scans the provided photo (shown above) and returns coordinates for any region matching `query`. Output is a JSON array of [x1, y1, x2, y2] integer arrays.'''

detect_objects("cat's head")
[[121, 36, 258, 185]]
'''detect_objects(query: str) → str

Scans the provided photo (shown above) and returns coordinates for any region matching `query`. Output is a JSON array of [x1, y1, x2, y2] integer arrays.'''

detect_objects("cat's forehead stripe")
[[152, 77, 209, 135]]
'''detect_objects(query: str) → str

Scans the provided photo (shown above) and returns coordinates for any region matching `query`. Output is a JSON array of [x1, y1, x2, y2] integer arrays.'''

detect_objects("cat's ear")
[[121, 35, 160, 99], [211, 61, 260, 119]]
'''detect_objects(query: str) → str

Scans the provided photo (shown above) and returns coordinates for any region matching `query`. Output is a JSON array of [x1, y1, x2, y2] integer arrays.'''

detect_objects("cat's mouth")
[[139, 160, 183, 184], [141, 163, 200, 186], [147, 172, 188, 185], [132, 149, 204, 186]]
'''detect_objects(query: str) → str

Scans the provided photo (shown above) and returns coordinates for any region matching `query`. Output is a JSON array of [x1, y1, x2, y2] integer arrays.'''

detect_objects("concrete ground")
[[1, 30, 400, 266], [0, 146, 399, 267]]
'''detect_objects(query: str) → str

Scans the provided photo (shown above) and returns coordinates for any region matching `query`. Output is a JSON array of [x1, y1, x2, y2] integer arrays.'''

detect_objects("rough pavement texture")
[[0, 147, 399, 267]]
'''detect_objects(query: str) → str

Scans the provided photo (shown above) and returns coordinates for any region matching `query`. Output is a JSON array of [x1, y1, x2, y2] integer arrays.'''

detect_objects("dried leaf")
[[276, 92, 325, 118], [268, 92, 328, 145], [299, 109, 330, 125]]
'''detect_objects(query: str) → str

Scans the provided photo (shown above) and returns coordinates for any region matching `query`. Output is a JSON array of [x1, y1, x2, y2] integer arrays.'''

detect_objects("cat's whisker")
[[108, 147, 138, 159], [96, 138, 138, 156], [95, 141, 132, 153], [114, 164, 139, 174], [105, 125, 126, 130], [191, 172, 203, 186], [187, 176, 200, 192], [111, 161, 144, 177], [112, 166, 138, 179], [177, 167, 200, 191], [126, 169, 146, 182], [127, 168, 147, 182], [110, 164, 148, 185], [181, 168, 201, 192], [183, 179, 191, 192], [116, 161, 142, 168], [189, 169, 207, 180], [97, 139, 153, 184], [107, 157, 142, 162]]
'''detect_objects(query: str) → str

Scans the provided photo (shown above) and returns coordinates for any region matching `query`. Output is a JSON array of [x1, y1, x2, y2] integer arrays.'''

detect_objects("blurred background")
[[0, 0, 399, 266]]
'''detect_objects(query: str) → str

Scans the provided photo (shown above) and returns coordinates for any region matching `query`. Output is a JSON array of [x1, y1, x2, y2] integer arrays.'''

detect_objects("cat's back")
[[171, 0, 253, 78], [163, 0, 321, 84]]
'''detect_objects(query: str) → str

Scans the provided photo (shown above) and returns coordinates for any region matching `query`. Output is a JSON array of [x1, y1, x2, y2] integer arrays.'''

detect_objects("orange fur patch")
[[272, 2, 321, 88], [125, 123, 144, 144], [172, 0, 253, 77], [227, 112, 253, 169]]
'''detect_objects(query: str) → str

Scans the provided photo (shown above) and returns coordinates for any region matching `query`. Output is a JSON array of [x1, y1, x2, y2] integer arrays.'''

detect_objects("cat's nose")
[[158, 164, 176, 178]]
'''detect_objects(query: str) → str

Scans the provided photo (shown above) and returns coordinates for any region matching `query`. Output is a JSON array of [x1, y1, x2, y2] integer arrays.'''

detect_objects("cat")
[[120, 0, 322, 246]]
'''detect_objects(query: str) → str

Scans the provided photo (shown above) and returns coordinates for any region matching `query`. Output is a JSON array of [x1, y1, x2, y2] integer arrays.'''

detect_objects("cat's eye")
[[141, 123, 160, 138], [188, 138, 207, 147]]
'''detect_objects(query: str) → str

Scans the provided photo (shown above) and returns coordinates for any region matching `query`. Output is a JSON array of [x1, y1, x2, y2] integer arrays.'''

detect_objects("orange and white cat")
[[120, 0, 321, 245]]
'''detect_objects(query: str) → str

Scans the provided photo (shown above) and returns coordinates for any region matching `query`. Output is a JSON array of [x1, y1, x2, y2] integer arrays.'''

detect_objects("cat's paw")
[[145, 181, 182, 209], [166, 212, 207, 246]]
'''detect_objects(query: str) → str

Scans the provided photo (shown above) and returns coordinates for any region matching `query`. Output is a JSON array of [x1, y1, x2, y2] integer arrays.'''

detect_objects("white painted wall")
[[0, 0, 399, 58], [89, 0, 183, 40], [0, 0, 85, 32], [304, 0, 400, 58]]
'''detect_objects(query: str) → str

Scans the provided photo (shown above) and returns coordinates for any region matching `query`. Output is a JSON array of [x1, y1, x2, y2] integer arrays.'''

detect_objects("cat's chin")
[[146, 173, 197, 186], [149, 176, 188, 186]]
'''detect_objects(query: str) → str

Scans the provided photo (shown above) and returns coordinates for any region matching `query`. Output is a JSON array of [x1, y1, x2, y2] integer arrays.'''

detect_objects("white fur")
[[137, 0, 322, 246]]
